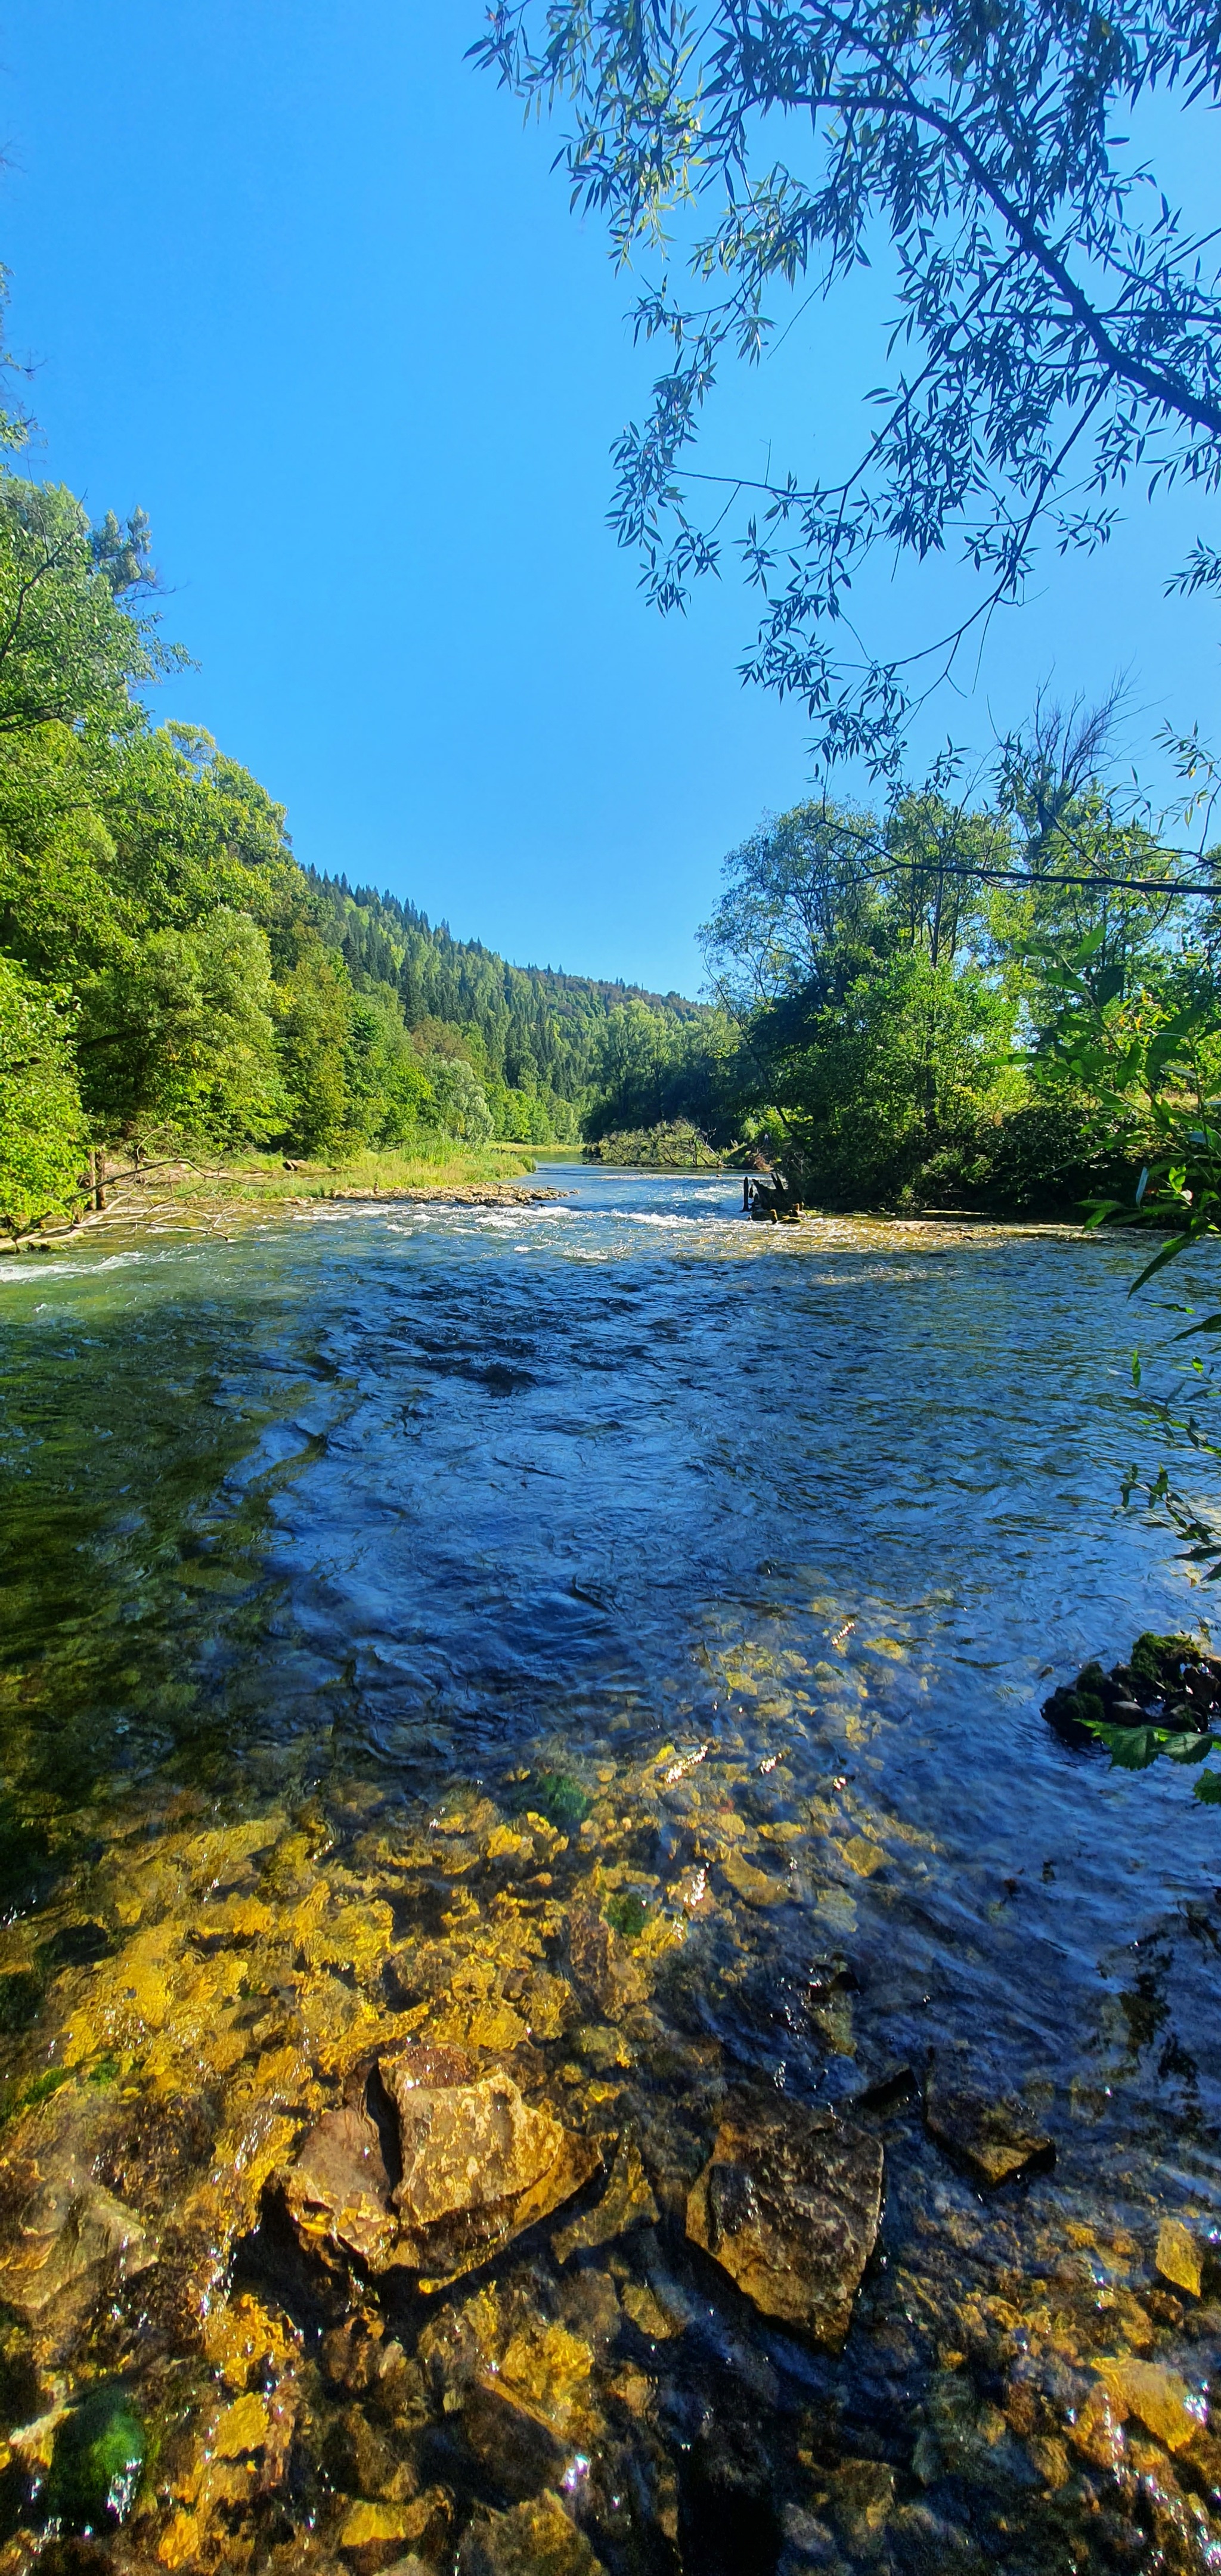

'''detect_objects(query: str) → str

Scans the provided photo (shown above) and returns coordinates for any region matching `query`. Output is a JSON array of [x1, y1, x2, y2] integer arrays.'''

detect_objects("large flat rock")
[[284, 2045, 599, 2290], [686, 2101, 882, 2343]]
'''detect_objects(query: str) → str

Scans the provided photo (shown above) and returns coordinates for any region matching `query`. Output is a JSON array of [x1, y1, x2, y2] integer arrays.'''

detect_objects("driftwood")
[[743, 1170, 804, 1223]]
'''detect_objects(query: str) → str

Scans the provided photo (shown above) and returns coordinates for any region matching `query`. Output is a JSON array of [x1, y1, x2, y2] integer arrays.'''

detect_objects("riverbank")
[[0, 1142, 555, 1252]]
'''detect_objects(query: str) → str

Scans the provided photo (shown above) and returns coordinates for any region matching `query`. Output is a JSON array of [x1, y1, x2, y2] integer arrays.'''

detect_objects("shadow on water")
[[0, 1173, 1219, 2571]]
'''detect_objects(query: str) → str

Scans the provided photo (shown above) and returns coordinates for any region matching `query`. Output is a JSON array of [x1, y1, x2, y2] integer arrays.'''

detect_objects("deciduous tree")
[[477, 0, 1221, 771]]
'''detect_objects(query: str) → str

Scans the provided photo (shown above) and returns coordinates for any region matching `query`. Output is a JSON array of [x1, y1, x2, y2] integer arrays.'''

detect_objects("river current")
[[1, 1164, 1219, 2575]]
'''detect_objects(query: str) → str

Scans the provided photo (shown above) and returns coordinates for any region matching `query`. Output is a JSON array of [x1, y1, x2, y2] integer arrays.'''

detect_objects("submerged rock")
[[621, 2279, 687, 2341], [719, 1852, 791, 1908], [568, 1909, 646, 2019], [1156, 2217, 1204, 2298], [686, 2101, 883, 2342], [924, 2060, 1055, 2187], [459, 2378, 574, 2500], [913, 2369, 1039, 2492], [825, 2457, 896, 2550], [389, 2045, 560, 2218], [388, 2045, 600, 2288], [419, 2276, 599, 2500], [0, 2097, 153, 2341], [284, 2104, 399, 2272], [1093, 2356, 1200, 2453], [551, 2132, 658, 2263], [285, 2045, 599, 2291], [338, 2488, 454, 2573], [457, 2492, 603, 2576]]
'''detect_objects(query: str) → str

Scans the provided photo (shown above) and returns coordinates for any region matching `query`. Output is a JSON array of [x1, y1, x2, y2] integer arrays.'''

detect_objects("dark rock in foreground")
[[924, 2057, 1055, 2187], [686, 2100, 883, 2342]]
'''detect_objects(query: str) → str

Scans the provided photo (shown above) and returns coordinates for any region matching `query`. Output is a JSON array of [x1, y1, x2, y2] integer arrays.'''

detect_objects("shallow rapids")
[[0, 1164, 1219, 2575]]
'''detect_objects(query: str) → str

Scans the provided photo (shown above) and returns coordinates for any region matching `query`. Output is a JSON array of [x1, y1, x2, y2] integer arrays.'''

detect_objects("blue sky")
[[1, 2, 1217, 996]]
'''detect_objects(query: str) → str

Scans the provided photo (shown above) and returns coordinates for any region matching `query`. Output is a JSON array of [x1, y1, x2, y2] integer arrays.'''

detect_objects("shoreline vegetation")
[[0, 438, 1200, 1253]]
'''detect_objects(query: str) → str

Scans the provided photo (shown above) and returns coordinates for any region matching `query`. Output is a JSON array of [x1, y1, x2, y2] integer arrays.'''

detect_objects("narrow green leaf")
[[1129, 1233, 1197, 1295]]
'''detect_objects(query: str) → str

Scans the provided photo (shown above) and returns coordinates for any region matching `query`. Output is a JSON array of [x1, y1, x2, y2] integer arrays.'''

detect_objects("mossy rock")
[[1043, 1630, 1221, 1756], [1130, 1632, 1200, 1696], [46, 2384, 146, 2531], [1043, 1679, 1102, 1746], [603, 1892, 647, 1939], [517, 1771, 591, 1831], [1068, 1663, 1108, 1726]]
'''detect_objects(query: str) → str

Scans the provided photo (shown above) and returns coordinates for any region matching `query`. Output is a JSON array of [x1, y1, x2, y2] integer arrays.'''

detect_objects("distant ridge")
[[306, 867, 704, 1116]]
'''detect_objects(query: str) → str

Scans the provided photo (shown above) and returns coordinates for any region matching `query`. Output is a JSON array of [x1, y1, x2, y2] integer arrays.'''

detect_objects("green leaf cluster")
[[603, 731, 1213, 1217], [476, 0, 1221, 777]]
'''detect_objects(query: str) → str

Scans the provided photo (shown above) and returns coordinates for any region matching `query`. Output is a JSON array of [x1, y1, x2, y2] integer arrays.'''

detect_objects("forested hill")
[[306, 868, 704, 1112]]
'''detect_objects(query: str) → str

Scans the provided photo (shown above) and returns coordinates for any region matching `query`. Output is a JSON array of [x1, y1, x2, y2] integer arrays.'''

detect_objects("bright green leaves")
[[0, 953, 85, 1233], [77, 910, 288, 1152], [477, 0, 1221, 776], [1090, 1722, 1216, 1769], [420, 1052, 495, 1146], [1090, 1724, 1167, 1769], [0, 478, 181, 741], [584, 995, 740, 1149], [695, 788, 1065, 1210]]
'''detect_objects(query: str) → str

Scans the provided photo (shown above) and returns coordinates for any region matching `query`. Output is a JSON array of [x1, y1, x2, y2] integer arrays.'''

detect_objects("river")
[[0, 1164, 1218, 2574]]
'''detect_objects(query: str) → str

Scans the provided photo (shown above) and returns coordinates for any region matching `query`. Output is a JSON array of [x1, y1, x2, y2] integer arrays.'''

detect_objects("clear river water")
[[0, 1164, 1220, 2576]]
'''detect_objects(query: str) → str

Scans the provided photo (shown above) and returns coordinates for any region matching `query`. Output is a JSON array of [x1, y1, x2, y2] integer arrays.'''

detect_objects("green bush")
[[0, 954, 85, 1233]]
